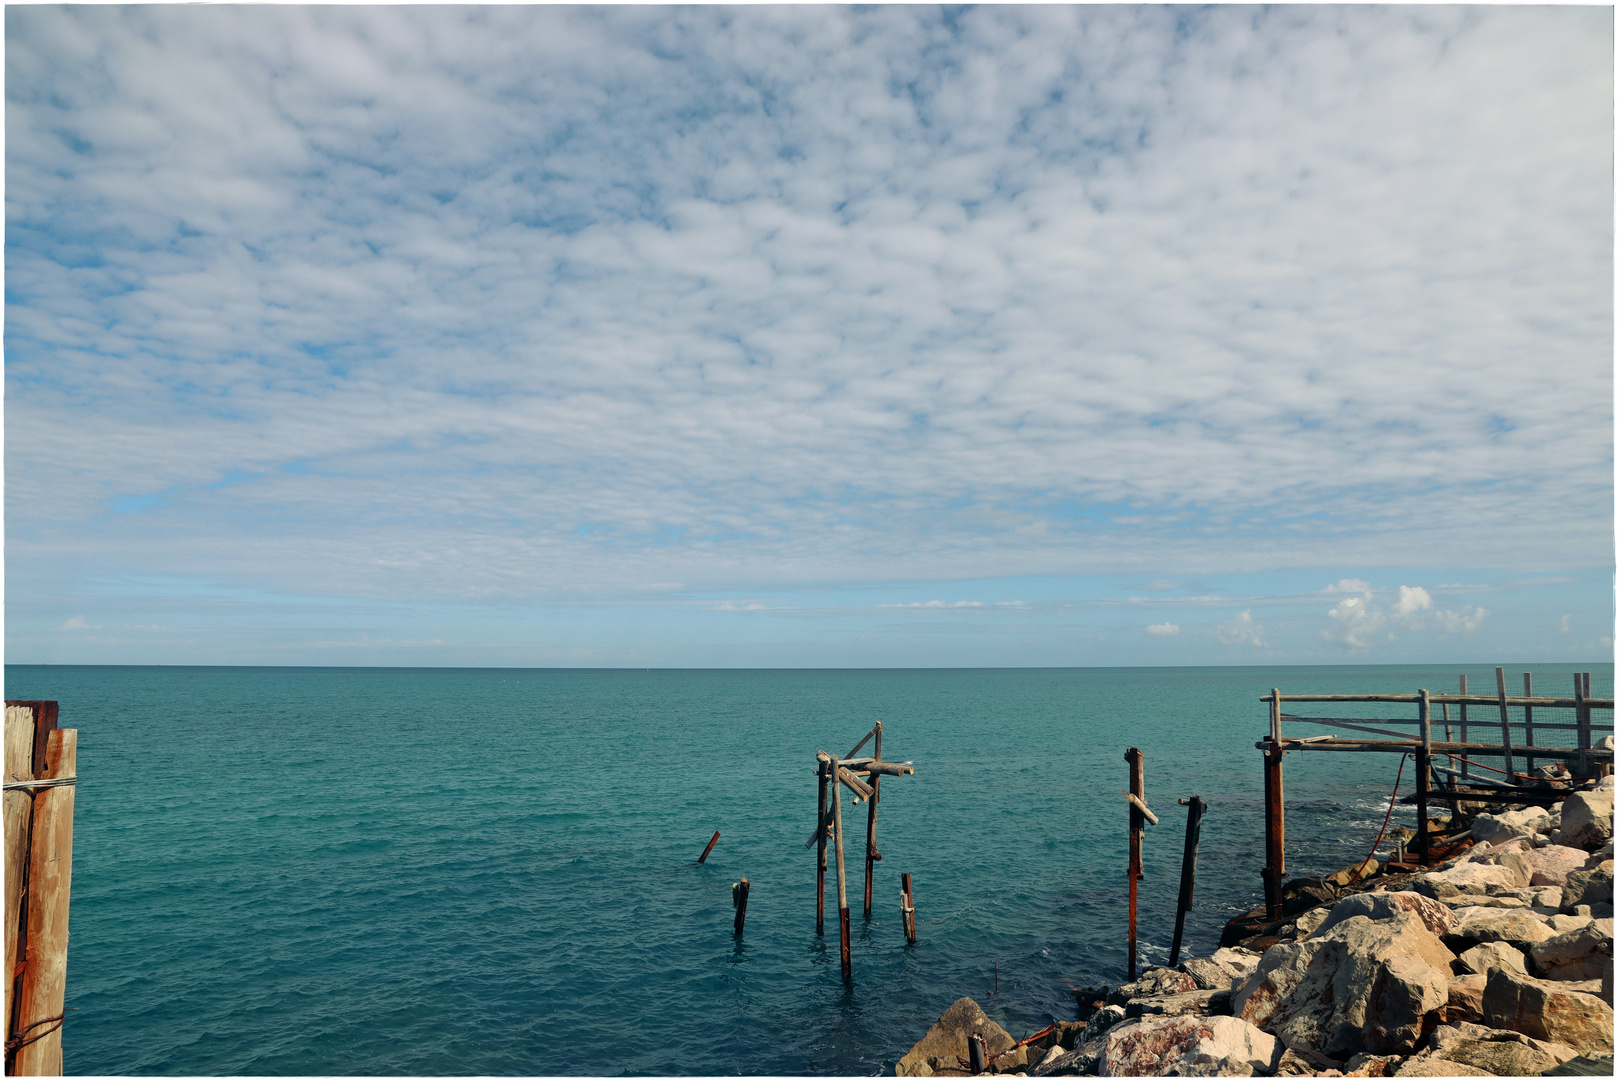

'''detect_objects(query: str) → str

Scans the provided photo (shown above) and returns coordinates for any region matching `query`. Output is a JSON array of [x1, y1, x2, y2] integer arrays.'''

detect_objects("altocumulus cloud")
[[4, 7, 1612, 613]]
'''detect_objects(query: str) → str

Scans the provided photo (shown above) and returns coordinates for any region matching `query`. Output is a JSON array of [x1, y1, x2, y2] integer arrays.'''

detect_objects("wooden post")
[[1494, 668, 1515, 779], [1125, 747, 1144, 981], [1263, 690, 1285, 921], [1417, 690, 1432, 866], [4, 705, 38, 1045], [968, 1033, 987, 1075], [900, 873, 917, 944], [1458, 675, 1469, 781], [1521, 672, 1535, 777], [816, 761, 828, 935], [698, 831, 721, 864], [829, 753, 851, 979], [864, 722, 881, 919], [732, 878, 750, 936], [1168, 796, 1205, 969], [1575, 673, 1590, 776], [12, 728, 75, 1077], [1440, 703, 1461, 821]]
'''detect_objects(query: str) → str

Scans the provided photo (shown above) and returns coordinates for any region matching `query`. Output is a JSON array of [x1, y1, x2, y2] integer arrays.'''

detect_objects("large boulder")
[[1556, 788, 1615, 851], [1560, 861, 1615, 913], [896, 998, 1015, 1076], [1529, 920, 1613, 982], [1471, 807, 1551, 847], [1097, 1015, 1280, 1077], [1456, 941, 1527, 977], [1125, 990, 1219, 1019], [1182, 947, 1262, 991], [1230, 911, 1454, 1057], [1390, 1058, 1489, 1076], [1315, 892, 1455, 938], [1419, 1021, 1579, 1076], [1481, 967, 1614, 1054], [1409, 862, 1520, 900], [1444, 974, 1486, 1025], [1514, 844, 1591, 887], [1444, 906, 1558, 949], [1109, 967, 1199, 1004]]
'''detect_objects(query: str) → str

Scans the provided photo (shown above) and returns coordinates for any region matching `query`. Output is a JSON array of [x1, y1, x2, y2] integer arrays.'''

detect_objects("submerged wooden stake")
[[1167, 796, 1205, 969], [733, 878, 750, 936], [900, 873, 917, 944], [864, 723, 881, 919], [698, 831, 721, 864], [1125, 746, 1144, 981]]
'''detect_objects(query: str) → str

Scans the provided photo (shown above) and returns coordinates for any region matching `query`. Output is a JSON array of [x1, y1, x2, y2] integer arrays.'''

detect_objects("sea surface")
[[3, 663, 1610, 1076]]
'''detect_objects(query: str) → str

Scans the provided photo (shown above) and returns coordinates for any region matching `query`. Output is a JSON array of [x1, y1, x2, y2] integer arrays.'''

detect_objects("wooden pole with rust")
[[12, 727, 75, 1077], [816, 760, 828, 935], [1494, 668, 1515, 780], [1263, 690, 1285, 921], [900, 873, 916, 944], [1522, 672, 1536, 777], [1416, 689, 1432, 866], [1125, 746, 1144, 981], [829, 752, 851, 979], [864, 722, 881, 919], [4, 704, 37, 1046], [733, 878, 750, 936], [698, 831, 721, 864], [1167, 796, 1205, 969]]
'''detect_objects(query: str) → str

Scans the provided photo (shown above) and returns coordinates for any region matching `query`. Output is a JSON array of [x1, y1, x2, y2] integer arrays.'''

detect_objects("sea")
[[3, 663, 1610, 1076]]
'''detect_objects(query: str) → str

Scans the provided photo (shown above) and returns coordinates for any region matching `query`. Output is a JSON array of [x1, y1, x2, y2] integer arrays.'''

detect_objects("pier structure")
[[4, 701, 76, 1077], [1256, 669, 1613, 920], [806, 721, 915, 979]]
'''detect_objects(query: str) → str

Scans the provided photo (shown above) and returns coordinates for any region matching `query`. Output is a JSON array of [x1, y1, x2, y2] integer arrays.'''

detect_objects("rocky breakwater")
[[895, 777, 1614, 1077]]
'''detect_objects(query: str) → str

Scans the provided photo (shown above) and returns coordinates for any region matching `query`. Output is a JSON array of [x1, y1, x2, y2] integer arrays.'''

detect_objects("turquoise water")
[[3, 664, 1609, 1076]]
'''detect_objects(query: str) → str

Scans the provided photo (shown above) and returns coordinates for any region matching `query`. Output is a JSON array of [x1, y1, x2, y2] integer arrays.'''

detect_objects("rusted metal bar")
[[1125, 746, 1144, 981], [698, 831, 721, 863], [733, 878, 749, 936], [1263, 689, 1285, 921], [1168, 796, 1205, 969]]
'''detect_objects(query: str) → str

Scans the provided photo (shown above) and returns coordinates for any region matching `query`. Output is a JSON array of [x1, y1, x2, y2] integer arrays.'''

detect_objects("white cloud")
[[1323, 582, 1487, 647], [57, 616, 94, 630], [1560, 614, 1572, 634], [1325, 579, 1373, 595], [1216, 610, 1264, 646], [1433, 607, 1489, 635], [1145, 622, 1179, 637], [1392, 585, 1432, 618]]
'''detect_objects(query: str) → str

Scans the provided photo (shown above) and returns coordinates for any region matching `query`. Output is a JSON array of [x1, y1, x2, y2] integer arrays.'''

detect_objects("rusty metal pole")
[[1417, 690, 1432, 866], [699, 831, 721, 863], [733, 877, 750, 936], [864, 722, 881, 919], [816, 761, 828, 934], [1125, 746, 1144, 981], [1168, 796, 1205, 969], [1263, 689, 1285, 921]]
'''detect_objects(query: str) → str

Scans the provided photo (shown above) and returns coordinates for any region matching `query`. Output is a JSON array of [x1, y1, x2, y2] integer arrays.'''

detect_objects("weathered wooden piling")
[[1124, 746, 1144, 981], [900, 873, 917, 944], [1522, 672, 1536, 776], [829, 752, 851, 979], [1262, 690, 1285, 921], [863, 722, 881, 919], [1458, 674, 1470, 781], [733, 878, 750, 936], [1167, 796, 1205, 969], [1416, 690, 1432, 865], [698, 831, 721, 863], [815, 761, 828, 935], [1493, 668, 1515, 778], [1575, 672, 1590, 775]]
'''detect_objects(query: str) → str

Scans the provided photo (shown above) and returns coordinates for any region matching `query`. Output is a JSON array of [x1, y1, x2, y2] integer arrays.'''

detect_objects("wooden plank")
[[900, 873, 916, 944], [1260, 692, 1613, 709], [5, 704, 38, 1047], [1265, 740, 1608, 761], [1459, 675, 1470, 782], [1575, 674, 1590, 776], [1522, 672, 1536, 776], [844, 726, 878, 762], [13, 728, 75, 1077], [1264, 689, 1285, 921], [837, 767, 873, 802]]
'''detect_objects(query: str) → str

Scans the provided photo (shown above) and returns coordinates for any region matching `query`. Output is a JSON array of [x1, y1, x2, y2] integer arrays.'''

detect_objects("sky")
[[3, 4, 1614, 668]]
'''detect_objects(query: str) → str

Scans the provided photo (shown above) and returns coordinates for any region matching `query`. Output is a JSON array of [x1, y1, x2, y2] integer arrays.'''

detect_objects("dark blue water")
[[3, 664, 1609, 1075]]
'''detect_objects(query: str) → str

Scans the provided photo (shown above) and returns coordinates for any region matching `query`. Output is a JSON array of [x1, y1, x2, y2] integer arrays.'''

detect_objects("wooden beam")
[[863, 723, 880, 920], [1260, 739, 1609, 761], [1168, 796, 1205, 969], [4, 704, 37, 1049], [1125, 746, 1144, 980], [13, 728, 75, 1077], [1260, 691, 1612, 709], [829, 753, 851, 979], [815, 762, 828, 935]]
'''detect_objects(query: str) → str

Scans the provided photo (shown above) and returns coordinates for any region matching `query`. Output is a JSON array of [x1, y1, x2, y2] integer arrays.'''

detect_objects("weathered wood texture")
[[815, 763, 828, 935], [1167, 796, 1204, 969], [5, 705, 37, 1044], [1494, 668, 1515, 778], [1263, 689, 1285, 920], [13, 727, 75, 1077], [1416, 690, 1431, 865], [1125, 746, 1144, 981], [900, 873, 916, 944], [829, 753, 850, 979], [863, 723, 881, 919], [1261, 692, 1613, 708]]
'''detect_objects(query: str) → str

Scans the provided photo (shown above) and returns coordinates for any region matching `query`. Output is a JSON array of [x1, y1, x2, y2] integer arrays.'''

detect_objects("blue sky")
[[4, 5, 1613, 667]]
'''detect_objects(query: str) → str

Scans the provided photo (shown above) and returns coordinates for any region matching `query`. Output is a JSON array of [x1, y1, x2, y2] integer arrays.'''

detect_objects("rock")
[[1530, 921, 1614, 982], [1424, 1020, 1579, 1076], [1029, 1046, 1070, 1076], [1557, 789, 1615, 851], [897, 998, 1017, 1077], [1109, 968, 1199, 1005], [1096, 1015, 1281, 1077], [1081, 1006, 1126, 1044], [1390, 1057, 1490, 1076], [1561, 861, 1615, 912], [993, 1046, 1030, 1072], [1327, 860, 1380, 891], [1409, 863, 1520, 901], [1482, 967, 1615, 1053], [1444, 906, 1558, 949], [1341, 1052, 1400, 1076], [1514, 845, 1592, 887], [1472, 807, 1552, 847], [1231, 911, 1454, 1057], [1283, 877, 1339, 917], [1457, 941, 1528, 977], [1182, 948, 1262, 991], [1125, 989, 1218, 1019], [1274, 1046, 1344, 1076], [1037, 1038, 1104, 1077], [1530, 885, 1565, 912], [1315, 892, 1455, 938], [1444, 974, 1486, 1025]]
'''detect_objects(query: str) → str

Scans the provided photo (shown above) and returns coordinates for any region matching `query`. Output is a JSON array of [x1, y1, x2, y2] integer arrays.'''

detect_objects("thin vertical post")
[[1458, 675, 1469, 781], [698, 831, 722, 863], [829, 753, 851, 979], [1167, 796, 1205, 969], [900, 873, 916, 944], [1417, 689, 1432, 866], [1125, 746, 1144, 981], [1263, 689, 1285, 921], [1522, 672, 1535, 777], [816, 761, 828, 935], [864, 722, 881, 919], [1575, 674, 1590, 776], [1494, 667, 1515, 779], [1440, 702, 1461, 821], [733, 878, 750, 936]]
